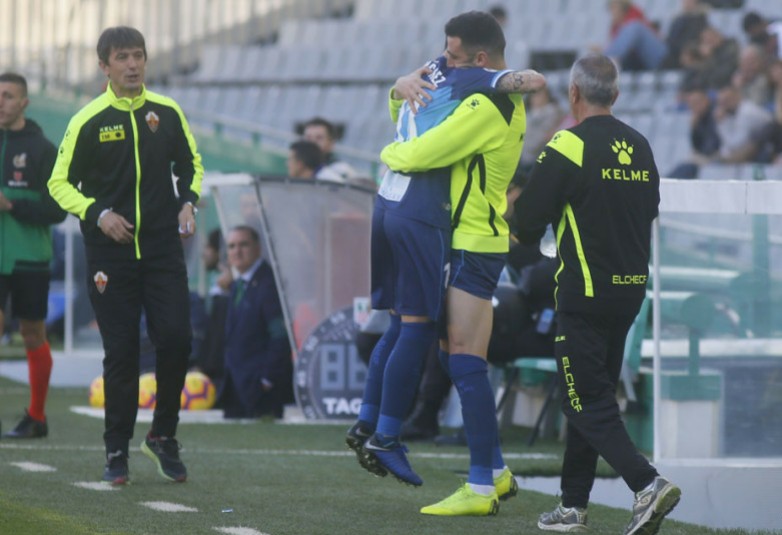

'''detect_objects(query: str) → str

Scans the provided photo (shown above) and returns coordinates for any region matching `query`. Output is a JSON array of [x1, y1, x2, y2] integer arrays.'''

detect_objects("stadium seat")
[[277, 19, 306, 46], [239, 86, 266, 118], [191, 45, 223, 83], [626, 113, 655, 139], [221, 87, 246, 118], [160, 0, 722, 176]]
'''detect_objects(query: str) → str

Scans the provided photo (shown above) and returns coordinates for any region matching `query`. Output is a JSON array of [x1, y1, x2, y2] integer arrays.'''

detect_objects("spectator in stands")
[[770, 59, 782, 116], [677, 41, 708, 98], [603, 0, 667, 71], [301, 117, 358, 181], [742, 11, 782, 61], [668, 84, 721, 178], [755, 59, 782, 163], [732, 44, 772, 107], [488, 5, 508, 28], [519, 87, 564, 174], [220, 225, 292, 419], [287, 140, 343, 182], [713, 84, 772, 164], [203, 228, 231, 303], [695, 25, 739, 90], [661, 0, 709, 69]]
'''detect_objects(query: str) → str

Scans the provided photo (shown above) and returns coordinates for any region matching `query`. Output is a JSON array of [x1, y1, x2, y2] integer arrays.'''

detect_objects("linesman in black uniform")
[[48, 27, 203, 485], [516, 54, 681, 534]]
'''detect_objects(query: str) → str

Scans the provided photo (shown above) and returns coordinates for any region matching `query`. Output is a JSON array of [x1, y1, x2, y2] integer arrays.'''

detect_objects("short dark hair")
[[97, 26, 147, 64], [230, 225, 260, 243], [207, 228, 222, 251], [445, 11, 506, 60], [290, 140, 323, 171], [303, 117, 336, 139], [0, 72, 28, 96], [742, 12, 764, 33], [489, 5, 508, 21]]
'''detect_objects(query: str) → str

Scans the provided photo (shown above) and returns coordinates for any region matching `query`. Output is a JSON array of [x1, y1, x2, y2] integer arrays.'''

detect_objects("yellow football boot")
[[420, 483, 500, 516], [494, 467, 519, 501]]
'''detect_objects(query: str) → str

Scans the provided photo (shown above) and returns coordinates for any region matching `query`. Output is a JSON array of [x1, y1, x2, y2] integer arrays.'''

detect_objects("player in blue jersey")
[[346, 11, 545, 507]]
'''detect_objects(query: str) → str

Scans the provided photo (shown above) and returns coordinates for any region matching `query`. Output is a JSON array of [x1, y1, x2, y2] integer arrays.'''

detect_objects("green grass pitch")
[[0, 377, 766, 535]]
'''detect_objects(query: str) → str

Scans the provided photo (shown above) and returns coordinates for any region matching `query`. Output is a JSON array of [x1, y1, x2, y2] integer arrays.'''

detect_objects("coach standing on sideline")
[[515, 54, 680, 534], [48, 26, 203, 485], [0, 72, 65, 439]]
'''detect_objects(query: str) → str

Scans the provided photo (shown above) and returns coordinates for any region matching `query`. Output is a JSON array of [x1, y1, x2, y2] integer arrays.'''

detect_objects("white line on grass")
[[68, 406, 386, 426], [9, 461, 57, 472], [73, 481, 121, 491], [0, 443, 555, 461], [70, 406, 235, 424], [1, 444, 105, 452], [140, 501, 198, 512], [214, 528, 270, 535]]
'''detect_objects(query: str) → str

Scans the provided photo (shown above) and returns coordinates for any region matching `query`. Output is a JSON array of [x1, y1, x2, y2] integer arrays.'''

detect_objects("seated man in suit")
[[220, 225, 292, 419]]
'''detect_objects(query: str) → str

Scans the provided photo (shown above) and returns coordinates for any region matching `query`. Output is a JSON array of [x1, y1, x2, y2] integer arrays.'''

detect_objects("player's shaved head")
[[445, 11, 506, 61]]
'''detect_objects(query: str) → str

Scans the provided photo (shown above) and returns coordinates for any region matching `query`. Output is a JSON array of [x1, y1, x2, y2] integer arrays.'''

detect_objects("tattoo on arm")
[[497, 70, 545, 94]]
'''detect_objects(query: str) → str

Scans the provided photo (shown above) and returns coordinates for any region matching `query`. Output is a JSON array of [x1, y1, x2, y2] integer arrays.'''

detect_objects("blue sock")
[[375, 321, 437, 439], [449, 353, 498, 486], [358, 314, 401, 427]]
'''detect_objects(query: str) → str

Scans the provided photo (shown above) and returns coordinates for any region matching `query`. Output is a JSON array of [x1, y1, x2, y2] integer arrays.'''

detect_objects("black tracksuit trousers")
[[86, 242, 191, 456], [555, 310, 658, 508]]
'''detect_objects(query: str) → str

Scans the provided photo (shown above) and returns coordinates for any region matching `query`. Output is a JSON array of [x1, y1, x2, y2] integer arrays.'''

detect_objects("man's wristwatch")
[[185, 201, 198, 215]]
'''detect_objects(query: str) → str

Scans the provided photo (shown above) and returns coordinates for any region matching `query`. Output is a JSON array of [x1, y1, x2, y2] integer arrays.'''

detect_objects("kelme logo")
[[611, 139, 633, 165]]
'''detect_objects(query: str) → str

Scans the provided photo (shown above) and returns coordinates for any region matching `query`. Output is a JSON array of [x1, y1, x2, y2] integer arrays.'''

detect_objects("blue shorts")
[[370, 205, 449, 320], [449, 249, 507, 300]]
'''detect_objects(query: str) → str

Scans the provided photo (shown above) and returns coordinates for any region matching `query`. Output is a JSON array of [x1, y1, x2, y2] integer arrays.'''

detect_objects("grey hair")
[[570, 54, 619, 107]]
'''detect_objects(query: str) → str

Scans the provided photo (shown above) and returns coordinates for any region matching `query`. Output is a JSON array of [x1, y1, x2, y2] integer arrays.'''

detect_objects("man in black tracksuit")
[[48, 27, 203, 485], [516, 54, 681, 535]]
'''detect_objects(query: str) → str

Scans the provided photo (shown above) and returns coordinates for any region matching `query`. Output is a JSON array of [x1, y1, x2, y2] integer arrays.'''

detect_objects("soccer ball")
[[180, 371, 216, 410], [89, 375, 105, 408], [138, 372, 157, 409]]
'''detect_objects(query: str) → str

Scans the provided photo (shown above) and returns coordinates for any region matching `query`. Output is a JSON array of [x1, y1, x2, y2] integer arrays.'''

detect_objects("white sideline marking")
[[140, 501, 198, 512], [0, 442, 556, 461], [214, 528, 270, 535], [71, 406, 230, 424], [70, 406, 355, 426], [10, 461, 56, 472], [73, 481, 120, 491]]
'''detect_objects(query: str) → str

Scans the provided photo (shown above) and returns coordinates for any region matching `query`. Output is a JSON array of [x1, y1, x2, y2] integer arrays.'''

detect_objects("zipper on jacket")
[[128, 104, 142, 259]]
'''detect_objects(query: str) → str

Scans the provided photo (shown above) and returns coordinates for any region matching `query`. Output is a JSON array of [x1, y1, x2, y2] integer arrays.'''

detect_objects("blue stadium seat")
[[162, 0, 718, 172]]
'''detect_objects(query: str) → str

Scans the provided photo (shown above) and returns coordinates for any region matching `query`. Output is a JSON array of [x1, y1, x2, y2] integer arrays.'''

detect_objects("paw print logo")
[[611, 140, 633, 165], [537, 150, 547, 163], [469, 98, 480, 109]]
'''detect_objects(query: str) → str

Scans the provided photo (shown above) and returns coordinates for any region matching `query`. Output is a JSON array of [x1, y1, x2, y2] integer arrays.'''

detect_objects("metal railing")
[[184, 107, 382, 174]]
